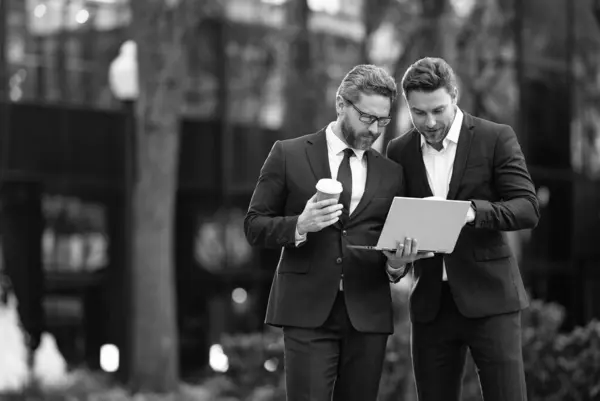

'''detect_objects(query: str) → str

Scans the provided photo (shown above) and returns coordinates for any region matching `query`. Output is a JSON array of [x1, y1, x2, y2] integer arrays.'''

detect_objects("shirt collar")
[[420, 107, 464, 150], [326, 122, 366, 160]]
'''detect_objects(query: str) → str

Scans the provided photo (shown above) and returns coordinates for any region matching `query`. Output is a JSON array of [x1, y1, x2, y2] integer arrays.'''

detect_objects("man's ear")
[[335, 95, 346, 117], [451, 87, 459, 104]]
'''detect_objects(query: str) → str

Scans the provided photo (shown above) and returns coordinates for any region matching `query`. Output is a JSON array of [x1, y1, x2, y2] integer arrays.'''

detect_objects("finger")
[[404, 237, 412, 256], [395, 241, 404, 257], [308, 193, 318, 203], [318, 209, 342, 222], [417, 252, 435, 259], [314, 198, 340, 209], [410, 238, 419, 256], [321, 216, 340, 227], [383, 250, 394, 259], [321, 203, 344, 214]]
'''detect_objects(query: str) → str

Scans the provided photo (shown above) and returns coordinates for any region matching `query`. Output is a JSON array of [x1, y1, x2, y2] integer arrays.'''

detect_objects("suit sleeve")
[[244, 141, 299, 249], [471, 126, 540, 231]]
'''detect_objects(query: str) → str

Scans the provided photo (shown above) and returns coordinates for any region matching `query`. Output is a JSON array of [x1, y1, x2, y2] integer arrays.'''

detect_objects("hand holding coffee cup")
[[296, 179, 344, 235], [315, 178, 343, 202]]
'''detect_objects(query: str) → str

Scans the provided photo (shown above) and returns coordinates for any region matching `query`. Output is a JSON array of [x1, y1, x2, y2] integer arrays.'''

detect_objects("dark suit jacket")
[[245, 128, 404, 334], [386, 112, 540, 323]]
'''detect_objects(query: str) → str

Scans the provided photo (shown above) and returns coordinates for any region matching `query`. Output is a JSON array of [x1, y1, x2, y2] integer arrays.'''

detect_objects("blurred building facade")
[[0, 0, 368, 376], [516, 0, 600, 329], [0, 0, 599, 378]]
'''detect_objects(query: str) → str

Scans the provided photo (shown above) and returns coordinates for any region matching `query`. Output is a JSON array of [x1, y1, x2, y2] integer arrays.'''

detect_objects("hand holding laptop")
[[425, 196, 475, 225], [346, 196, 471, 254], [383, 237, 434, 269]]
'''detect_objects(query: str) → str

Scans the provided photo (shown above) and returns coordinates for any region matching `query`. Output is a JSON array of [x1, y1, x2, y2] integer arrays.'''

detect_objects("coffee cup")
[[315, 178, 343, 202]]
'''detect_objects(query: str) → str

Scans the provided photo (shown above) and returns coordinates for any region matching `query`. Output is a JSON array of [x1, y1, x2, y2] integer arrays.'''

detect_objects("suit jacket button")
[[336, 257, 343, 264], [342, 230, 348, 236]]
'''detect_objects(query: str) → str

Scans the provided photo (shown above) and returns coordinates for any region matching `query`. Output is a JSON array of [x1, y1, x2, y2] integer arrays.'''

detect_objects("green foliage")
[[217, 329, 285, 401], [523, 301, 600, 401], [0, 369, 216, 400], [4, 298, 600, 401], [207, 293, 600, 401]]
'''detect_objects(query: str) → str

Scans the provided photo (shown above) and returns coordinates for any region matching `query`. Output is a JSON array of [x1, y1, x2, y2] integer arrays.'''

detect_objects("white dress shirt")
[[325, 123, 367, 214], [421, 108, 464, 281]]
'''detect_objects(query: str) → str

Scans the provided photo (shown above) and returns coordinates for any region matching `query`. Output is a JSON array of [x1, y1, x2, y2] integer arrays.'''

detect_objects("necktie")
[[337, 148, 354, 223]]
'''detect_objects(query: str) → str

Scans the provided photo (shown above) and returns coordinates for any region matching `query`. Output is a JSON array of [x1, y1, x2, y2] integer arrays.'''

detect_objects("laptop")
[[347, 196, 471, 254]]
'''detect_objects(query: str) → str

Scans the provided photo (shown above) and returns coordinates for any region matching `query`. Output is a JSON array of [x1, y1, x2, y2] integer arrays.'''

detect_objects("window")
[[42, 195, 109, 273]]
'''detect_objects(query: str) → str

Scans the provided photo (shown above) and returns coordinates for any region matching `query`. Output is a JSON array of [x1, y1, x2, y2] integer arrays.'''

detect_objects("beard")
[[414, 107, 456, 148], [419, 125, 449, 147], [340, 117, 379, 151]]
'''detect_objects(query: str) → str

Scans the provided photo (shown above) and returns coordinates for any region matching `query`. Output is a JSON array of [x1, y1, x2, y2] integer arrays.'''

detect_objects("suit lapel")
[[447, 113, 475, 200], [350, 150, 381, 219], [305, 128, 345, 228], [305, 128, 331, 182]]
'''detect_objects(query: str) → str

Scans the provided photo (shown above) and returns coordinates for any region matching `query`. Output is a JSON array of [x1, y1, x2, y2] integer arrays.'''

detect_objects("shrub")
[[216, 328, 286, 401], [208, 293, 600, 401], [523, 300, 600, 401], [6, 297, 598, 401]]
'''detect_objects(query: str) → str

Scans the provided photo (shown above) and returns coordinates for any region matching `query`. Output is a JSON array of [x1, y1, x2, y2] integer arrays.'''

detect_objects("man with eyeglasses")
[[245, 64, 432, 401]]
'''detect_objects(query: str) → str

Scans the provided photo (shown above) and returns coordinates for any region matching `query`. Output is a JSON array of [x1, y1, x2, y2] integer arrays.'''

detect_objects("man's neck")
[[425, 106, 457, 152], [428, 140, 444, 152], [332, 120, 347, 145]]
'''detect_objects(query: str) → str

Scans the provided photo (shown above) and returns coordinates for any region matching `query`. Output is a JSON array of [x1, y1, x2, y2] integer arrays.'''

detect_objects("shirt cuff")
[[467, 205, 476, 220], [466, 202, 476, 225], [387, 263, 408, 283], [295, 226, 307, 247]]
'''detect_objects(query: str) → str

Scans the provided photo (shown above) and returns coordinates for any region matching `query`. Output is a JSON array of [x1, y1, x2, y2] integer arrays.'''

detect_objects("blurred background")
[[0, 0, 599, 399]]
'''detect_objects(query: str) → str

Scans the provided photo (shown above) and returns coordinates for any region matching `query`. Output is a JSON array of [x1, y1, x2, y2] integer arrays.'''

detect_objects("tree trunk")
[[381, 0, 451, 150], [361, 0, 394, 63], [128, 0, 186, 392], [282, 0, 315, 138], [0, 181, 45, 357]]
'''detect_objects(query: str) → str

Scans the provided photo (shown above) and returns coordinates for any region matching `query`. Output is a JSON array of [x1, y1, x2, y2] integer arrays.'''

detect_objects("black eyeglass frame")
[[342, 97, 392, 127]]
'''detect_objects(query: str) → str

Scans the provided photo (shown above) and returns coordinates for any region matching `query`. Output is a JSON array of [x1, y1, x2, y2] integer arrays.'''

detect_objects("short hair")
[[336, 64, 397, 105], [401, 57, 458, 99]]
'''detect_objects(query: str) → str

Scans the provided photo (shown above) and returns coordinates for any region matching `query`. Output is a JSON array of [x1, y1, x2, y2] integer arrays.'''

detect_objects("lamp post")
[[108, 40, 138, 381], [109, 40, 139, 108], [0, 0, 9, 178]]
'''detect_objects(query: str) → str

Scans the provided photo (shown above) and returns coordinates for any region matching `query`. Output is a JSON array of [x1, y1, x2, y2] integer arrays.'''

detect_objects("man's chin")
[[424, 135, 443, 146], [355, 140, 374, 151]]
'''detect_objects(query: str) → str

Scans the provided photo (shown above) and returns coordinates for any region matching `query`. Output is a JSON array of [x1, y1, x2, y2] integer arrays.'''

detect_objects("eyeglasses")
[[343, 97, 392, 127]]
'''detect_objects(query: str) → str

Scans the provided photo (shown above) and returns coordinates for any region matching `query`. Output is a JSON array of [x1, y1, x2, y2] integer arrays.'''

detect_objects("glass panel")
[[194, 207, 253, 273], [5, 0, 131, 107], [42, 195, 109, 273], [570, 0, 600, 179]]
